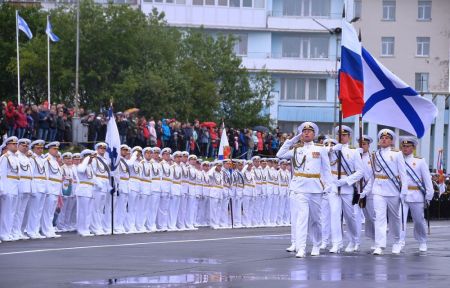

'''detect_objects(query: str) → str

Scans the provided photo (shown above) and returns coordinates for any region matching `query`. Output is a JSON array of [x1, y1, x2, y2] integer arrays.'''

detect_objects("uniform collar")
[[404, 153, 414, 159], [303, 141, 314, 146], [380, 146, 391, 152]]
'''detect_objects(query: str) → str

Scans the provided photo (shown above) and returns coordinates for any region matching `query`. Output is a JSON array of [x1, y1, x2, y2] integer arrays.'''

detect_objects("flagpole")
[[47, 15, 51, 108], [16, 10, 21, 105]]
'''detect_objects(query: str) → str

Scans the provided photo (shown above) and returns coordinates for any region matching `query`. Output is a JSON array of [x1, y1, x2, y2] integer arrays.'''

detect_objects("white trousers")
[[292, 193, 322, 250], [232, 196, 242, 227], [136, 194, 151, 232], [12, 192, 31, 238], [168, 195, 181, 230], [26, 193, 46, 237], [283, 195, 291, 224], [77, 196, 93, 235], [373, 194, 401, 248], [57, 196, 76, 231], [209, 198, 221, 228], [0, 194, 18, 240], [177, 194, 188, 229], [186, 195, 198, 228], [125, 190, 139, 233], [270, 194, 280, 226], [289, 194, 298, 245], [90, 191, 107, 234], [262, 195, 272, 225], [252, 196, 263, 226], [320, 195, 331, 246], [219, 197, 231, 227], [157, 193, 170, 230], [103, 192, 115, 232], [114, 193, 128, 232], [41, 194, 58, 237], [146, 192, 161, 231], [196, 197, 209, 226], [354, 205, 363, 245], [329, 193, 357, 246], [362, 197, 375, 241], [241, 196, 254, 227], [400, 202, 428, 244]]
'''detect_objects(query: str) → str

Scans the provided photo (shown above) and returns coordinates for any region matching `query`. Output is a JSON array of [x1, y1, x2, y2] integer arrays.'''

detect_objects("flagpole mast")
[[47, 15, 51, 108], [16, 10, 21, 105]]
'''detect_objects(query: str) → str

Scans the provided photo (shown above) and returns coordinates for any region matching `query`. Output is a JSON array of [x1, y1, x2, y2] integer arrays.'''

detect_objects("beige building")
[[350, 0, 450, 170]]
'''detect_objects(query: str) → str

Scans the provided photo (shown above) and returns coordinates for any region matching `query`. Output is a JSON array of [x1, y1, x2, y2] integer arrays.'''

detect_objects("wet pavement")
[[1, 221, 450, 288]]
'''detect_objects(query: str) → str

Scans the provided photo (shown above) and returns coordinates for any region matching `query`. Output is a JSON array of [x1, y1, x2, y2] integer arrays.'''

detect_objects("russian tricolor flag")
[[339, 20, 364, 118]]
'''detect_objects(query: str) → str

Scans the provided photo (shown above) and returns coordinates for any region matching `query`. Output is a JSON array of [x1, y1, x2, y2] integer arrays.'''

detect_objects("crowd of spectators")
[[1, 101, 289, 159]]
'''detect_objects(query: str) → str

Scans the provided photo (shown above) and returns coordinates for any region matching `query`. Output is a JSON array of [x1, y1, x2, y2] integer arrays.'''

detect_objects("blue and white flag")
[[105, 106, 121, 172], [17, 14, 33, 40], [46, 17, 60, 42], [361, 47, 438, 138]]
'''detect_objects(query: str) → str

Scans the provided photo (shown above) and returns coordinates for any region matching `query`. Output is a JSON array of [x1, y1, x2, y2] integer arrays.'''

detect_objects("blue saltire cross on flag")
[[17, 13, 33, 39], [361, 47, 438, 138], [46, 17, 60, 42], [105, 106, 121, 172]]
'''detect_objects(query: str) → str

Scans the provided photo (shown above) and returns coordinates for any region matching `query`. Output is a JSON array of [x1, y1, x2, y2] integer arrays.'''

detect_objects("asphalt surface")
[[1, 221, 450, 288]]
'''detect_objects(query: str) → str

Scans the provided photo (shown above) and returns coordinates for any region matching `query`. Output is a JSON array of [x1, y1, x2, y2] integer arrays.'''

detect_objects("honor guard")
[[11, 138, 32, 240], [209, 161, 224, 229], [169, 151, 183, 231], [136, 147, 152, 233], [56, 152, 76, 233], [0, 136, 20, 241], [197, 161, 211, 227], [251, 156, 263, 227], [329, 125, 364, 253], [278, 159, 291, 226], [398, 136, 433, 252], [91, 143, 111, 235], [276, 122, 334, 258], [177, 151, 190, 230], [221, 159, 233, 228], [147, 147, 162, 232], [76, 150, 96, 237], [126, 146, 143, 233], [232, 159, 245, 228], [185, 154, 199, 230], [157, 147, 172, 231], [114, 145, 131, 234], [269, 158, 280, 226], [368, 129, 408, 255], [242, 160, 256, 227], [42, 141, 63, 238]]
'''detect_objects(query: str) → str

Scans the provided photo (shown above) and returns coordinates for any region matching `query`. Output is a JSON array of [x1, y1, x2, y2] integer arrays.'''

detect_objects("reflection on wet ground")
[[161, 258, 221, 264]]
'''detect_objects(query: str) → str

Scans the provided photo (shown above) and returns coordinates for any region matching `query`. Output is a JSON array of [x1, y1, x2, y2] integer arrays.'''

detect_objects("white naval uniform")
[[168, 163, 182, 230], [91, 156, 111, 235], [185, 165, 199, 229], [232, 169, 244, 228], [157, 160, 172, 230], [400, 154, 433, 245], [262, 166, 274, 226], [252, 166, 264, 227], [197, 170, 211, 227], [11, 151, 33, 240], [277, 141, 333, 251], [114, 158, 131, 233], [136, 159, 152, 233], [76, 157, 95, 236], [241, 167, 256, 228], [278, 169, 290, 225], [329, 145, 364, 248], [147, 159, 161, 231], [26, 153, 48, 238], [361, 151, 375, 242], [269, 167, 280, 226], [368, 147, 408, 249], [193, 169, 204, 227], [56, 164, 77, 232], [42, 155, 63, 237], [0, 151, 20, 241], [208, 169, 223, 229], [177, 163, 189, 230], [126, 154, 142, 233], [220, 169, 232, 228]]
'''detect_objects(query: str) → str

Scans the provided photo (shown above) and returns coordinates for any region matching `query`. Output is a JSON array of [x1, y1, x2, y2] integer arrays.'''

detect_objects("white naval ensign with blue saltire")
[[105, 107, 121, 175], [361, 47, 438, 138], [17, 13, 33, 39], [46, 17, 60, 42]]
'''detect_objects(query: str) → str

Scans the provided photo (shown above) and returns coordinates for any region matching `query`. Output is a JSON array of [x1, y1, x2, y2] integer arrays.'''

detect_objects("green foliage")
[[0, 0, 273, 128]]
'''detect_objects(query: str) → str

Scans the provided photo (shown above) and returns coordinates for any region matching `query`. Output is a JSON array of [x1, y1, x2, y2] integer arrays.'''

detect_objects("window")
[[193, 0, 203, 5], [311, 0, 330, 16], [205, 0, 215, 5], [381, 37, 395, 56], [218, 0, 228, 5], [416, 37, 430, 56], [282, 0, 330, 17], [242, 0, 252, 7], [254, 0, 264, 8], [233, 34, 248, 56], [418, 1, 431, 20], [230, 0, 240, 7], [166, 0, 174, 3], [382, 0, 396, 21], [176, 0, 186, 3], [415, 73, 429, 92], [154, 0, 163, 2], [281, 36, 329, 59], [280, 78, 326, 101], [354, 0, 362, 18]]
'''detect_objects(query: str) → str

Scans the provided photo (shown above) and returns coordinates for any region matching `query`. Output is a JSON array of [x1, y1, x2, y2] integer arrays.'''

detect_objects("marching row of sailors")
[[0, 137, 294, 242], [277, 122, 434, 257]]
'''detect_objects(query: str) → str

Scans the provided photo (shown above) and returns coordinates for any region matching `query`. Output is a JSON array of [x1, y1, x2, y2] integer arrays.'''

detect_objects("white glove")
[[359, 191, 367, 199], [332, 143, 343, 152], [356, 148, 364, 154], [334, 178, 347, 187], [287, 134, 302, 145]]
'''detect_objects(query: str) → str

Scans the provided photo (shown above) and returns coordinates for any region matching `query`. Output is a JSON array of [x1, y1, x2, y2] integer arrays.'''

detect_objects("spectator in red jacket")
[[5, 101, 16, 137], [15, 104, 28, 139]]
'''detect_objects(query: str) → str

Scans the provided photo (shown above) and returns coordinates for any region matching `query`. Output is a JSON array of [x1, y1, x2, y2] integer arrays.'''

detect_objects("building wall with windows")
[[141, 0, 348, 136]]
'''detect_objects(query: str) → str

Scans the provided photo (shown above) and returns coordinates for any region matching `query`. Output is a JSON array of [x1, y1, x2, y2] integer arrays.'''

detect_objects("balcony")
[[267, 14, 341, 33]]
